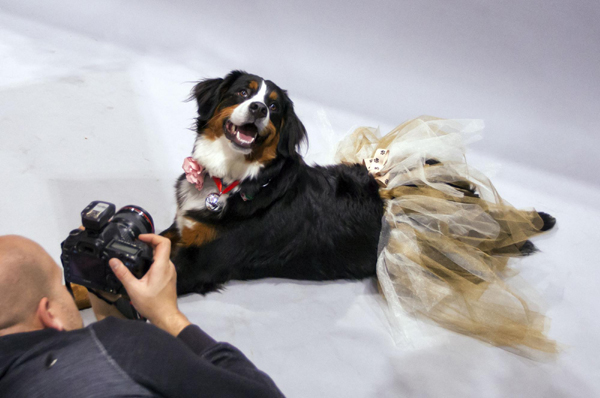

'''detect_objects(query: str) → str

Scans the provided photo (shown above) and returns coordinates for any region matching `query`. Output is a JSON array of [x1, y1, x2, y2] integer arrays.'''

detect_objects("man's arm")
[[106, 234, 284, 397], [177, 324, 284, 394], [91, 317, 284, 398], [108, 234, 191, 336]]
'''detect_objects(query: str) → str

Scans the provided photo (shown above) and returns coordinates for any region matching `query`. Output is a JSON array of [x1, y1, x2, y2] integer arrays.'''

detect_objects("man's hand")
[[108, 234, 191, 336]]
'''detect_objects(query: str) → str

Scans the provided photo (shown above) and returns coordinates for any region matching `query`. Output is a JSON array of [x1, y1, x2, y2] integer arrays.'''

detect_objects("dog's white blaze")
[[229, 80, 270, 134], [254, 79, 269, 102]]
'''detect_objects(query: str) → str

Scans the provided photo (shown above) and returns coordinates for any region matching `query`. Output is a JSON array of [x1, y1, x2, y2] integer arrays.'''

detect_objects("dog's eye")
[[269, 103, 278, 112], [239, 90, 249, 98]]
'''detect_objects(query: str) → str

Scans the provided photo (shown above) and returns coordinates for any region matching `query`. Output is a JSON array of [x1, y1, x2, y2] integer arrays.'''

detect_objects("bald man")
[[0, 235, 83, 336], [0, 234, 284, 398]]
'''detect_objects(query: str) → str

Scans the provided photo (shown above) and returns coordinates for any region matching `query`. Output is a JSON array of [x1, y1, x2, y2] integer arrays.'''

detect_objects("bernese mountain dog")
[[162, 70, 384, 295], [162, 70, 555, 295]]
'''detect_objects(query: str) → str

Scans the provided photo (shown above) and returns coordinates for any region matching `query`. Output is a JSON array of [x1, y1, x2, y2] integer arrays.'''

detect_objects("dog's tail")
[[337, 117, 557, 356]]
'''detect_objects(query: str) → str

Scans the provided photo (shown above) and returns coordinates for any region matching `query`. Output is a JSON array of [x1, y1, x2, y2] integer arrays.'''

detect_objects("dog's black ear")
[[278, 101, 307, 160], [189, 71, 247, 131], [188, 78, 223, 127]]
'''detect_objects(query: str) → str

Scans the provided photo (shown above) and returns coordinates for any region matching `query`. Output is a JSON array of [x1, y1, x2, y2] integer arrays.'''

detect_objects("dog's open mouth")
[[225, 120, 257, 149]]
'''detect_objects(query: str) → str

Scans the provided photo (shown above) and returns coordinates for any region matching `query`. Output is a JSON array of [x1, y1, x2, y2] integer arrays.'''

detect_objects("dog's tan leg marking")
[[161, 227, 183, 259], [181, 219, 218, 247], [162, 228, 181, 246]]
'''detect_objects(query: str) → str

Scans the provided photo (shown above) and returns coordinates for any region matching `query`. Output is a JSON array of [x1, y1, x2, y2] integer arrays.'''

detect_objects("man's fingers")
[[138, 234, 171, 261], [109, 258, 138, 288], [139, 233, 170, 248]]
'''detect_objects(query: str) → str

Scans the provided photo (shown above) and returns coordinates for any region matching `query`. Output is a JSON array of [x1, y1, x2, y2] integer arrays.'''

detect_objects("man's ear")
[[37, 297, 64, 331]]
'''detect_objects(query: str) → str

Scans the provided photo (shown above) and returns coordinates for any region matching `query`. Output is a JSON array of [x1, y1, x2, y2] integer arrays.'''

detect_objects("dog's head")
[[190, 70, 307, 164]]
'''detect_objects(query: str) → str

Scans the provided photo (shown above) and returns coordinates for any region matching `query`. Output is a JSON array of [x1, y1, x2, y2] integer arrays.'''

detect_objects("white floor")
[[2, 2, 600, 397]]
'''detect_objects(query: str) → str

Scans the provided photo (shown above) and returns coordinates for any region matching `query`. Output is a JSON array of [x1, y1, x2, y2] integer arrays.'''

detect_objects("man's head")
[[0, 235, 82, 336]]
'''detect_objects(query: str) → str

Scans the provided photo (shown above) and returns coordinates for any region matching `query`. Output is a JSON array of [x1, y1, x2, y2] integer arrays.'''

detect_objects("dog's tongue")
[[238, 124, 257, 141]]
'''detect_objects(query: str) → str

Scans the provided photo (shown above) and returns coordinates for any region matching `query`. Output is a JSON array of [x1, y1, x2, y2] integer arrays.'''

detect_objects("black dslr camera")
[[61, 201, 154, 295]]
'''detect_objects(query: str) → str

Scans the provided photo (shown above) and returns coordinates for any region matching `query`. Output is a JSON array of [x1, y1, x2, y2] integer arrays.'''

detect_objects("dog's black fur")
[[164, 71, 384, 295], [174, 161, 384, 294]]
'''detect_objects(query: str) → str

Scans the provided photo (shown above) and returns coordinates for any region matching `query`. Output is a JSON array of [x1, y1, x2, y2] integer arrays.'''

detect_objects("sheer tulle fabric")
[[336, 117, 556, 354]]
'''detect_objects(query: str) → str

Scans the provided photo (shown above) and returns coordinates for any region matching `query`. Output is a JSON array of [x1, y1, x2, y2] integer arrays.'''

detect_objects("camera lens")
[[112, 205, 155, 236]]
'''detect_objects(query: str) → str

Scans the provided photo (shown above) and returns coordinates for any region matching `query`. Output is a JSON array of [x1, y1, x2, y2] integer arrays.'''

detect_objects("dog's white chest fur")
[[193, 135, 263, 183], [175, 135, 264, 231]]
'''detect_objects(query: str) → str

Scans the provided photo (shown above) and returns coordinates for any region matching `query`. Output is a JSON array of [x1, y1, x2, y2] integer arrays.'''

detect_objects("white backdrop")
[[1, 1, 599, 397]]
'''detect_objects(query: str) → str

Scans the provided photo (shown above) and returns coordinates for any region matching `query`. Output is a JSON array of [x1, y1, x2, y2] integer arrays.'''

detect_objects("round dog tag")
[[205, 193, 222, 212]]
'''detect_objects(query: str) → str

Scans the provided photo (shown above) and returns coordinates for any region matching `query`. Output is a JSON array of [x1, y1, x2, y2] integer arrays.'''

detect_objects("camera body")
[[61, 201, 154, 294]]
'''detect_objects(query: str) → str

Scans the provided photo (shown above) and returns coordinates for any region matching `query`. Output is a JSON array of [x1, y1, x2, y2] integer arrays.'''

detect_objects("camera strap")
[[88, 289, 147, 321], [113, 298, 146, 321]]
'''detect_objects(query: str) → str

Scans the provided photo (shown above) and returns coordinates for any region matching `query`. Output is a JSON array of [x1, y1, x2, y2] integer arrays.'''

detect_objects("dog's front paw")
[[176, 279, 222, 296]]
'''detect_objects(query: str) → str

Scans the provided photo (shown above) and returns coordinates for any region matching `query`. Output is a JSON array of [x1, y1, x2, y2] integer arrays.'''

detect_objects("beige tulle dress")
[[336, 116, 556, 356]]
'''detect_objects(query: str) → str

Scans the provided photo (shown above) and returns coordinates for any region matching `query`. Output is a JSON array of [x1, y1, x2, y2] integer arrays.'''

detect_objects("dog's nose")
[[249, 102, 268, 118]]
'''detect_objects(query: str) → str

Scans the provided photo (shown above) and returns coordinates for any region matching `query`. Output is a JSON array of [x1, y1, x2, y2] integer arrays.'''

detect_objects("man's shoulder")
[[0, 327, 87, 364], [90, 316, 155, 333], [89, 316, 187, 353], [0, 320, 159, 397]]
